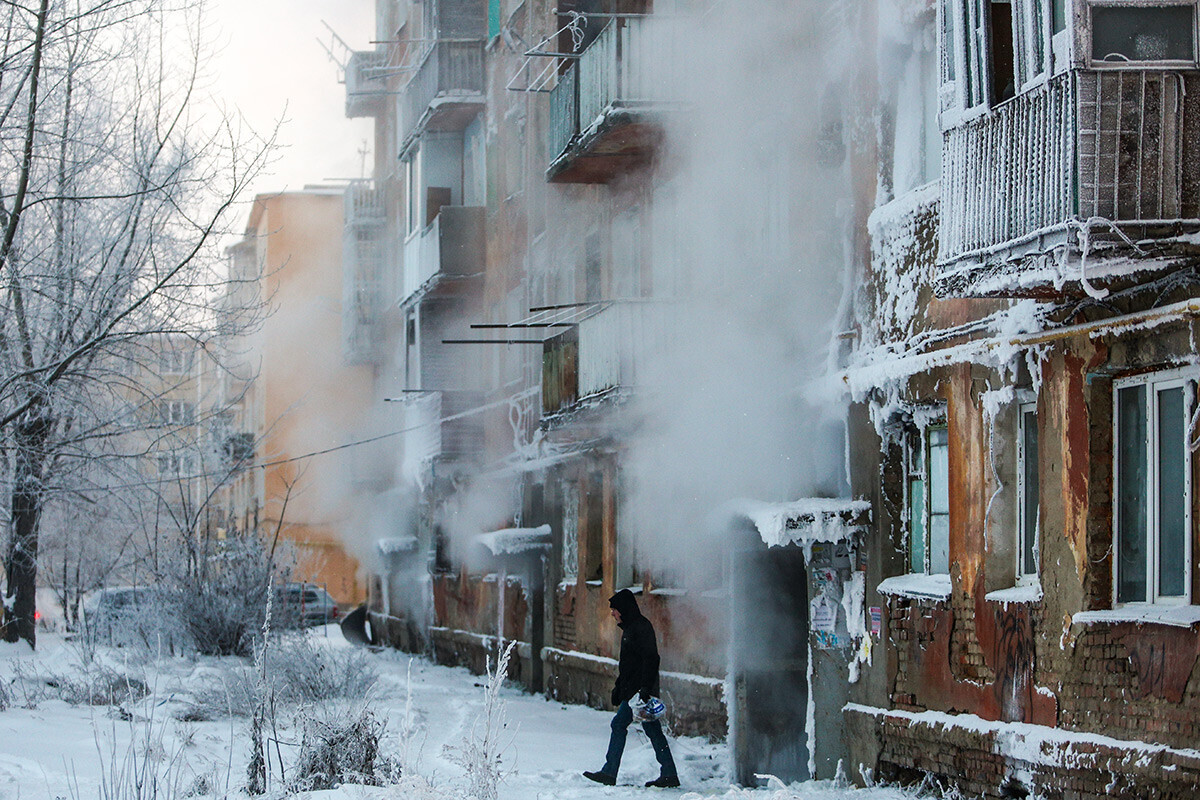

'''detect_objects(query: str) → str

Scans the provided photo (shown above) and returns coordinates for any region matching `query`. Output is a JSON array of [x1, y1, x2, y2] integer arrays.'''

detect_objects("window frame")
[[1016, 399, 1041, 586], [1085, 0, 1200, 69], [907, 415, 952, 576], [1014, 0, 1055, 91], [1112, 367, 1195, 607]]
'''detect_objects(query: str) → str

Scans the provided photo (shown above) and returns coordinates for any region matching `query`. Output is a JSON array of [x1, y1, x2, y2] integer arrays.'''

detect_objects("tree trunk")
[[5, 413, 50, 648]]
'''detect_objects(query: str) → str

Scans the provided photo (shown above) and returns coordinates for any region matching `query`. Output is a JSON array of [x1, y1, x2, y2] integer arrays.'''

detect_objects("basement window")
[[1113, 368, 1194, 605], [1089, 2, 1198, 65]]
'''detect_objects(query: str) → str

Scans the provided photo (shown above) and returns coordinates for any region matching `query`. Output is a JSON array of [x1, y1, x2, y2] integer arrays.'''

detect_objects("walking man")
[[584, 589, 680, 788]]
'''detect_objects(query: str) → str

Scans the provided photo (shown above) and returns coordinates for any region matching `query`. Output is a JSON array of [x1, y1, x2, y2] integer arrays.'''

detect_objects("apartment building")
[[343, 0, 1200, 795], [841, 0, 1200, 797], [223, 190, 376, 605]]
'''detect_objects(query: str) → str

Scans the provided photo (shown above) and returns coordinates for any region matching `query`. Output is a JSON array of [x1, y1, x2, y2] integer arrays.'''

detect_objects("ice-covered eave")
[[738, 498, 872, 550], [377, 536, 419, 556], [842, 297, 1200, 397], [477, 524, 552, 557]]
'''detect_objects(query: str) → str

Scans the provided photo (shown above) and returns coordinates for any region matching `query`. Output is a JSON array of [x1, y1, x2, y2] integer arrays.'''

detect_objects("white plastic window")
[[1113, 368, 1194, 605]]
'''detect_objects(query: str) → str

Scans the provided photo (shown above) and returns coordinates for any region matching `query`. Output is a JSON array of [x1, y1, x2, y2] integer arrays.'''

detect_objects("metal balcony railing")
[[399, 41, 485, 152], [343, 182, 386, 364], [344, 181, 385, 226], [346, 50, 389, 118], [939, 70, 1200, 271], [547, 16, 677, 163], [939, 72, 1076, 266], [399, 206, 484, 306]]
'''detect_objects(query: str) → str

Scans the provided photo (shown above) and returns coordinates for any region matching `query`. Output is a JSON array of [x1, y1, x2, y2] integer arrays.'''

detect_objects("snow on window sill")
[[1073, 605, 1200, 629], [649, 587, 686, 597], [985, 584, 1044, 606], [877, 573, 951, 601], [584, 579, 603, 587]]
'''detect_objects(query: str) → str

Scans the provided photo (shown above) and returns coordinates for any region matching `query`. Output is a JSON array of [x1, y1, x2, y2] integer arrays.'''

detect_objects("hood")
[[608, 589, 642, 623]]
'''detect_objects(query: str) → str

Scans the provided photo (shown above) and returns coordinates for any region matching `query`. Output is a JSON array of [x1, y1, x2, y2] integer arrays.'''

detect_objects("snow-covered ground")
[[0, 626, 927, 800]]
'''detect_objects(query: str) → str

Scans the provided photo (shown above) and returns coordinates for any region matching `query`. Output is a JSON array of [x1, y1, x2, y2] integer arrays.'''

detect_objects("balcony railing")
[[542, 301, 667, 415], [399, 41, 485, 154], [939, 70, 1200, 276], [399, 206, 485, 306], [344, 180, 385, 226], [547, 16, 677, 178], [346, 50, 388, 118], [343, 182, 386, 365]]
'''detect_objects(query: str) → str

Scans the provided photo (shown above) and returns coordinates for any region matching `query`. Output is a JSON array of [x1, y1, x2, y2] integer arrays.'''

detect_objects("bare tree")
[[0, 0, 273, 646]]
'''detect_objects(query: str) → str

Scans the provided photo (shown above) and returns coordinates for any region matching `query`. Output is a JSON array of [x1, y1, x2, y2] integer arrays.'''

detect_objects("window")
[[908, 422, 951, 574], [1014, 0, 1052, 88], [942, 0, 1059, 117], [159, 347, 194, 375], [562, 485, 579, 581], [156, 452, 192, 476], [1114, 369, 1193, 605], [1017, 402, 1040, 583], [159, 400, 195, 426], [1089, 2, 1197, 65]]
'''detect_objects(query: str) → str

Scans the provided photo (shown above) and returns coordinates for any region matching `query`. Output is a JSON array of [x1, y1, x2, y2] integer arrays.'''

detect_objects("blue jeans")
[[601, 700, 677, 779]]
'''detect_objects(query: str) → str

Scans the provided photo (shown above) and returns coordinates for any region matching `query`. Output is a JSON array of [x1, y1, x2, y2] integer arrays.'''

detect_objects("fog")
[[624, 0, 865, 584]]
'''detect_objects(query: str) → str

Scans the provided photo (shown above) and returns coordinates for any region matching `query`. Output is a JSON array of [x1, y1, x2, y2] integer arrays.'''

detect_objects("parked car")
[[273, 583, 339, 628], [82, 586, 161, 646]]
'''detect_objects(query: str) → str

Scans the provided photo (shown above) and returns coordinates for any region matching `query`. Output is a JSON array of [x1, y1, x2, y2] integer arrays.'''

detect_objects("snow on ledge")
[[985, 584, 1044, 606], [1072, 605, 1200, 629], [477, 525, 552, 557], [843, 703, 1200, 769], [877, 573, 952, 600]]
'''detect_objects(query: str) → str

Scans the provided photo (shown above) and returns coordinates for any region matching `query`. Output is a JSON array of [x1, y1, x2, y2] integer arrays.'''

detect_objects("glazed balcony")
[[345, 50, 389, 118], [937, 69, 1200, 297], [399, 206, 485, 307], [398, 41, 486, 157], [547, 16, 675, 184], [542, 301, 666, 416]]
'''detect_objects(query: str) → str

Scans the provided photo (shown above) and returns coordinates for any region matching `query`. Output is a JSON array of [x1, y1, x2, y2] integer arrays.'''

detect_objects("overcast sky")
[[207, 0, 376, 199]]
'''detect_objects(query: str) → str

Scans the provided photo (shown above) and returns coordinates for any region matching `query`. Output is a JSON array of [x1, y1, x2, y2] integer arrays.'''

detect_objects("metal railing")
[[400, 41, 485, 150], [939, 72, 1076, 265], [344, 180, 384, 226], [342, 182, 386, 365], [548, 67, 578, 162], [346, 50, 389, 118], [940, 69, 1198, 268], [548, 16, 676, 162]]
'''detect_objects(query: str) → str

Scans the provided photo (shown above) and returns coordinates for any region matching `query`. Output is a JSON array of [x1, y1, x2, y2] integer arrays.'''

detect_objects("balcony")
[[937, 70, 1200, 297], [345, 50, 389, 118], [343, 182, 387, 364], [542, 301, 666, 416], [547, 16, 675, 183], [398, 41, 486, 157], [400, 391, 486, 484], [399, 206, 485, 307]]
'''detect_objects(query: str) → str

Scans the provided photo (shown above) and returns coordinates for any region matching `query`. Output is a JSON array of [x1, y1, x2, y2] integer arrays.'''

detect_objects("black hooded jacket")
[[609, 589, 661, 706]]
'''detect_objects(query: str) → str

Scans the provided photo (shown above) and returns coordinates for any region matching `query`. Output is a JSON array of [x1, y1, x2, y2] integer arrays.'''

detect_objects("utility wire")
[[48, 388, 539, 494]]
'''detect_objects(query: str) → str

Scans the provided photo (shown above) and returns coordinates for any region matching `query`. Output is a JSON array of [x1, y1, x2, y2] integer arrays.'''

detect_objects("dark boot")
[[583, 771, 616, 786], [645, 775, 680, 788]]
